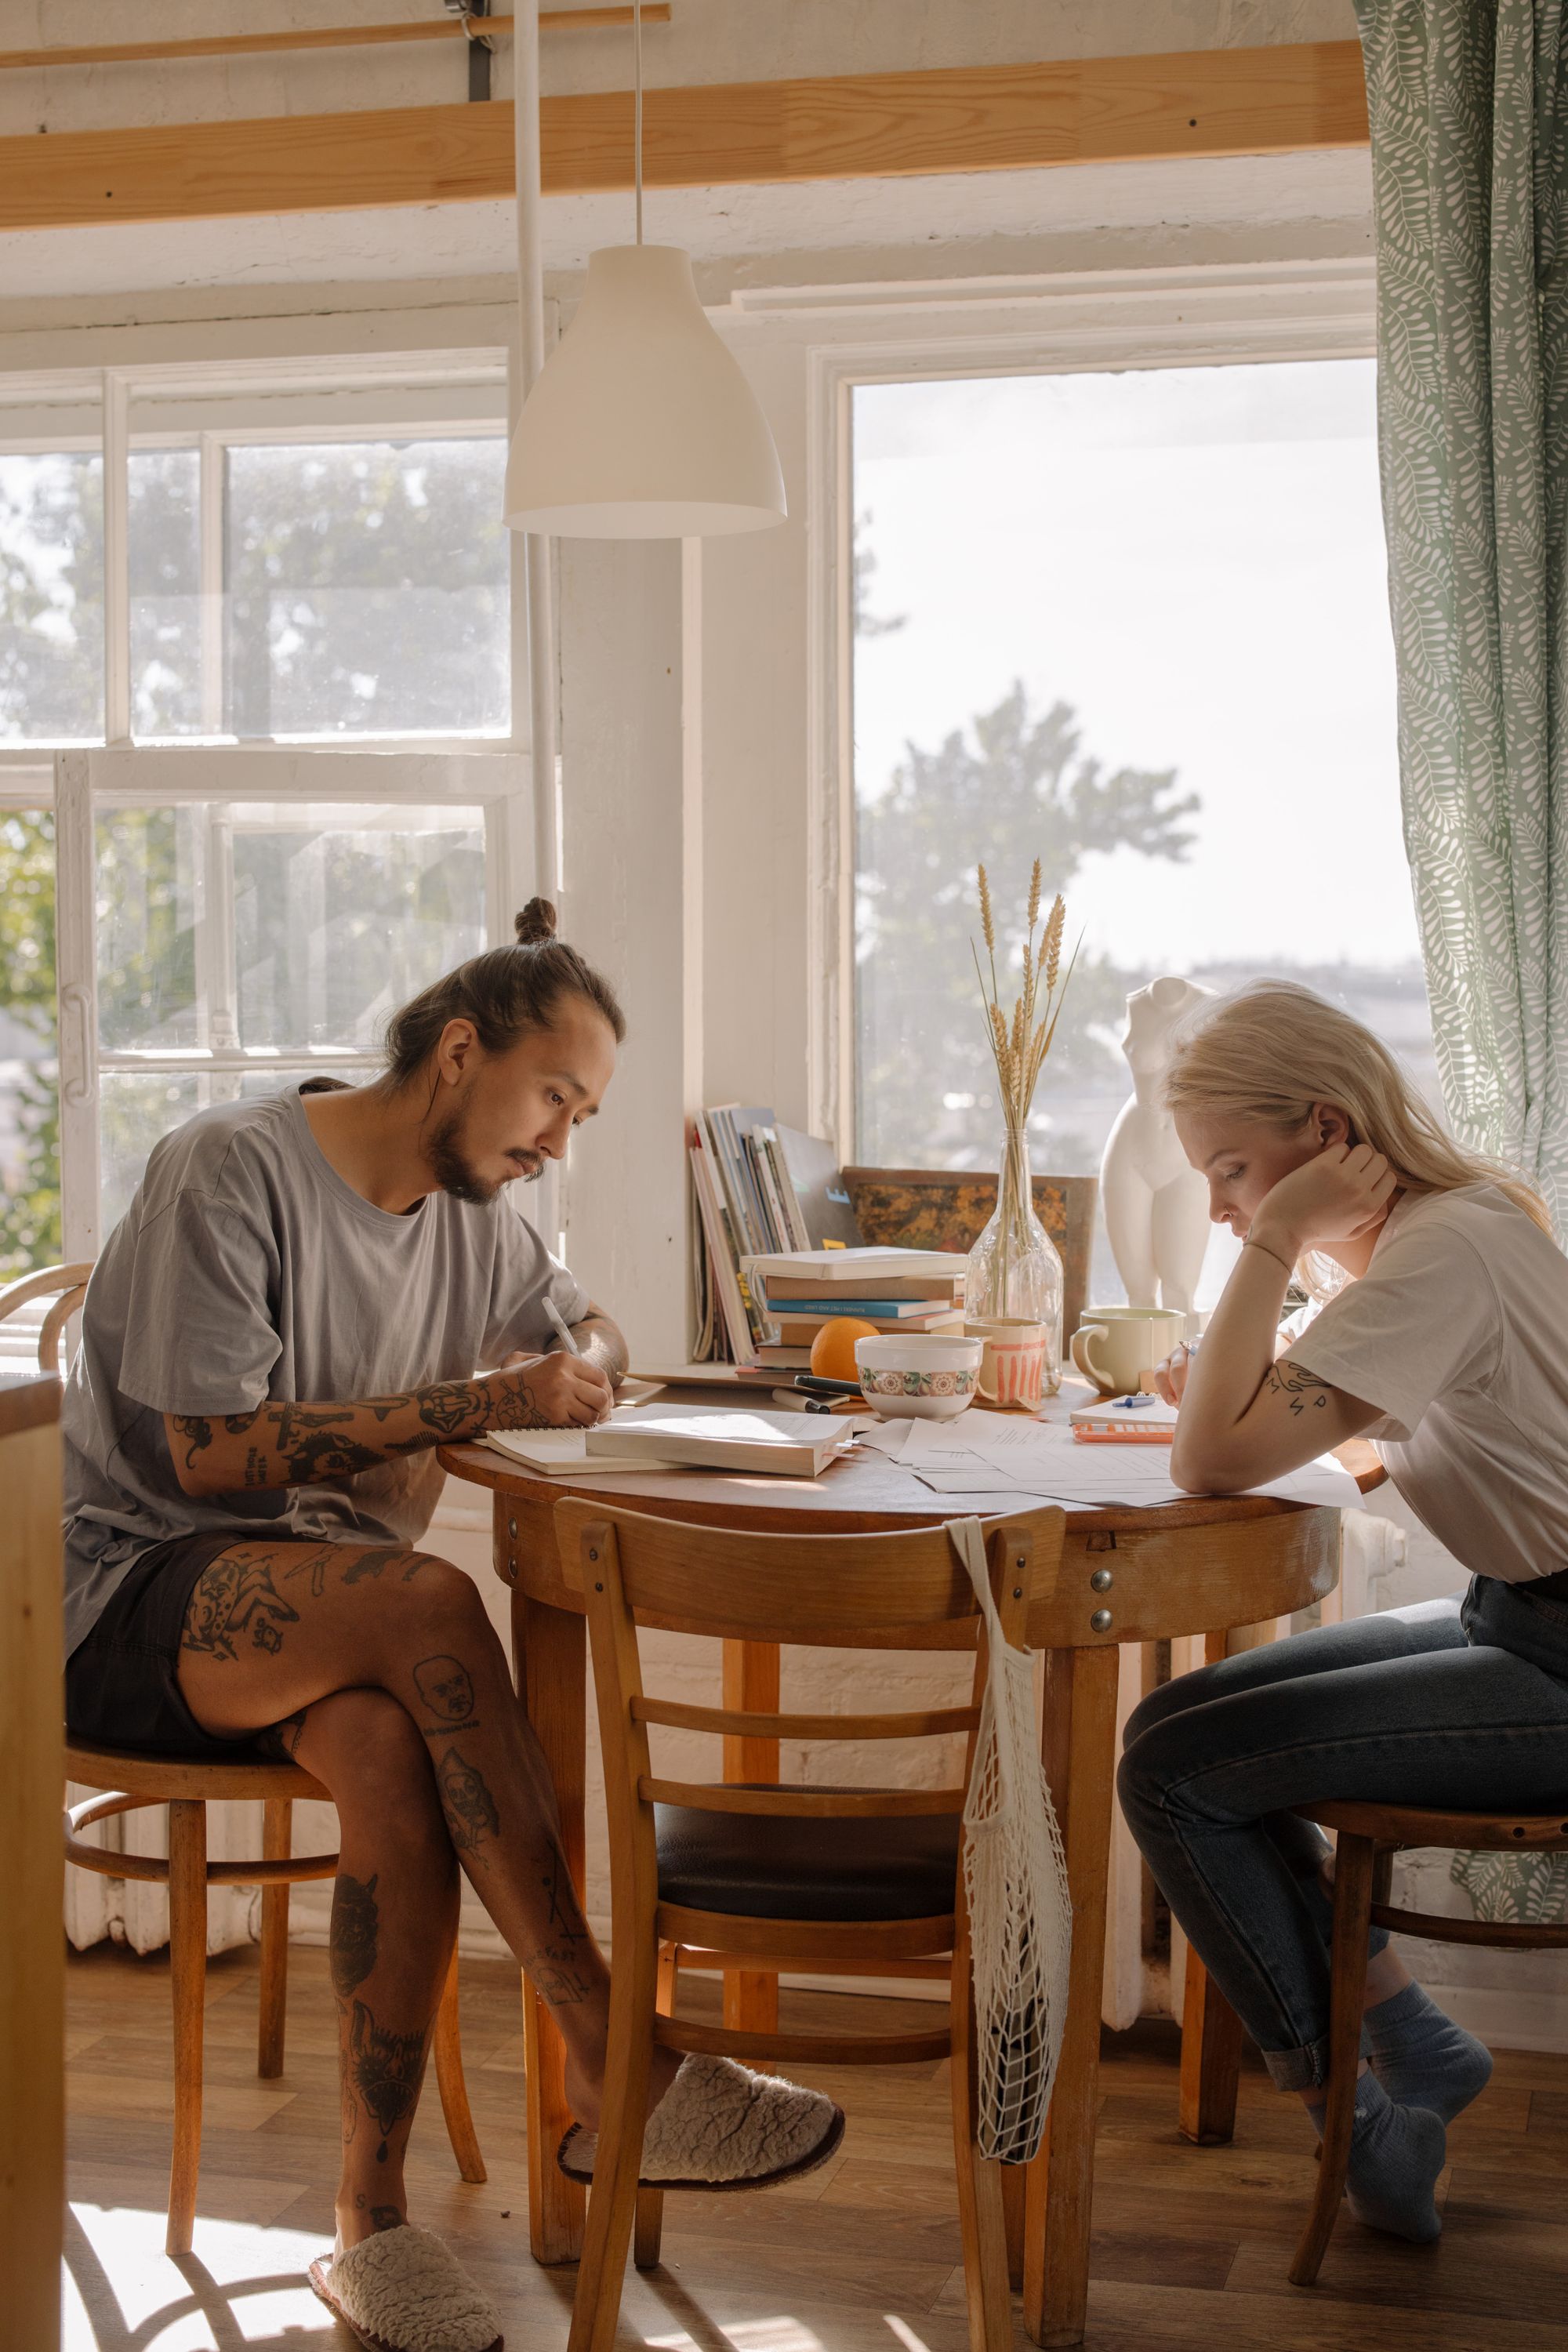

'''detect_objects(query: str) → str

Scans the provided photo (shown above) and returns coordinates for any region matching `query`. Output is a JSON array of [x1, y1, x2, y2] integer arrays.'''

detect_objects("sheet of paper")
[[897, 1413, 1361, 1512]]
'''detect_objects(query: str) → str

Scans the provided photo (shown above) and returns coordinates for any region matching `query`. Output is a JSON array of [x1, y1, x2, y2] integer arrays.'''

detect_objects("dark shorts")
[[65, 1533, 277, 1763]]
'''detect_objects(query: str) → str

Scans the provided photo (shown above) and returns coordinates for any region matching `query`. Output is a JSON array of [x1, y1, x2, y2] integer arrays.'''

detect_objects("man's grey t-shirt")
[[61, 1082, 590, 1658]]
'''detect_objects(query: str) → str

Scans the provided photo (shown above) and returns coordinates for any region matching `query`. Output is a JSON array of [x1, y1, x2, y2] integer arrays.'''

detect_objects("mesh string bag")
[[949, 1515, 1073, 2164]]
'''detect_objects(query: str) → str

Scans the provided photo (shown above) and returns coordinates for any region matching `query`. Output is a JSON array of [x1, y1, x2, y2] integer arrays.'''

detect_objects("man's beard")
[[426, 1110, 542, 1205]]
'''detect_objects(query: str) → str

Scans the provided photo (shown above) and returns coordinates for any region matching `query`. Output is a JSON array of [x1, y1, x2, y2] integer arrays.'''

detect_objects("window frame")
[[798, 260, 1381, 1159], [0, 350, 533, 1262]]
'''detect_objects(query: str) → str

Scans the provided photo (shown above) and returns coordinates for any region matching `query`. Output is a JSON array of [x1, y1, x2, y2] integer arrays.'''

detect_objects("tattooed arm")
[[163, 1352, 612, 1498], [1171, 1207, 1377, 1495]]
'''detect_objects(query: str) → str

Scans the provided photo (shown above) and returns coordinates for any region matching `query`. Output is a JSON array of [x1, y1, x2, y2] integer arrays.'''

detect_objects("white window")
[[849, 351, 1432, 1302], [0, 359, 530, 1282]]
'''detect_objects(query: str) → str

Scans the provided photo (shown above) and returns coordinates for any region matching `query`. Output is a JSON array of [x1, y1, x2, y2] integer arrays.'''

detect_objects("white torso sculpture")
[[1100, 975, 1215, 1320]]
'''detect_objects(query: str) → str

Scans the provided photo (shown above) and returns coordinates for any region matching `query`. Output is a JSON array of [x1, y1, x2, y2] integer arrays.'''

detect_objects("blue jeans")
[[1116, 1575, 1568, 2091]]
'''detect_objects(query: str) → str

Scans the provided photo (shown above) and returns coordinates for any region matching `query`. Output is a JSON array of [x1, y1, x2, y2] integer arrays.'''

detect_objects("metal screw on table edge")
[[508, 1556, 517, 1576], [595, 1582, 604, 1592], [589, 1549, 599, 1562], [1090, 1567, 1114, 1592], [509, 1518, 517, 1539], [1090, 1608, 1113, 1633], [1013, 1587, 1022, 1599]]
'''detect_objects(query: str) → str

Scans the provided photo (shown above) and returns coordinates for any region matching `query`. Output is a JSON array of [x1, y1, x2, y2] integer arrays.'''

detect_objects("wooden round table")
[[440, 1432, 1382, 2350]]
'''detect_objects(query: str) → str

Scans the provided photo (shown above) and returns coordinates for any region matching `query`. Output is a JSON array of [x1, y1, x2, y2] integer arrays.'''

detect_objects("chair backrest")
[[557, 1497, 1065, 1838], [0, 1261, 93, 1376], [842, 1166, 1098, 1342]]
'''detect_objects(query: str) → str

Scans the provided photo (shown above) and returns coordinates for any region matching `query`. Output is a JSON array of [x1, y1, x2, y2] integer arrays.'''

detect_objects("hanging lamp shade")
[[504, 245, 786, 538]]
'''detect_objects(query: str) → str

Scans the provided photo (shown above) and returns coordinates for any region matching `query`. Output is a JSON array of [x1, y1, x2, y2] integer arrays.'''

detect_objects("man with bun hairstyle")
[[62, 898, 843, 2350]]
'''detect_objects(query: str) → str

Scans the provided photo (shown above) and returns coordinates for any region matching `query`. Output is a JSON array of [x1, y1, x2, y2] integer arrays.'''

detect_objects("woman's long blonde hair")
[[1163, 979, 1552, 1295]]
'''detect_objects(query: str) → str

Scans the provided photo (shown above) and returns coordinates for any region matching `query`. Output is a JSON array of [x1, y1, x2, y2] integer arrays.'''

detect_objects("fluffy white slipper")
[[557, 2052, 845, 2193], [307, 2224, 503, 2352]]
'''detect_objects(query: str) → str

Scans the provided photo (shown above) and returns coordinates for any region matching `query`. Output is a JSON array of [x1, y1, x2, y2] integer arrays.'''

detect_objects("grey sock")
[[1305, 2071, 1445, 2243], [1363, 1980, 1493, 2125]]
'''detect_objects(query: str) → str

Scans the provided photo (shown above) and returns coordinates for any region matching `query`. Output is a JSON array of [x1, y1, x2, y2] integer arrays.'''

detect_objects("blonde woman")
[[1118, 979, 1568, 2246]]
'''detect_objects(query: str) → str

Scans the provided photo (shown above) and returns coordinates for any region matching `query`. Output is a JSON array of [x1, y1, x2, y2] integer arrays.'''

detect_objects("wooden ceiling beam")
[[0, 42, 1367, 236]]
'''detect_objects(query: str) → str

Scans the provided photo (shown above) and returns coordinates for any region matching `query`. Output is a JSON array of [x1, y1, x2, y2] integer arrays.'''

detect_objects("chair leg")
[[434, 1945, 487, 2184], [1178, 1953, 1245, 2146], [1002, 2159, 1025, 2293], [566, 1936, 658, 2352], [1289, 1832, 1377, 2288], [257, 1798, 291, 2080], [166, 1798, 209, 2257], [634, 1942, 681, 2270], [949, 1921, 1012, 2352]]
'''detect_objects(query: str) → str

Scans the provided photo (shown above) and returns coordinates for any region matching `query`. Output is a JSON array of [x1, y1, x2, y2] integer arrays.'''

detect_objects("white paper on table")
[[898, 1414, 1361, 1512]]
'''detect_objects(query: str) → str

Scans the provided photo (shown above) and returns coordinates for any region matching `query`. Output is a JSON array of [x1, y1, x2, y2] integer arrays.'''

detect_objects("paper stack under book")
[[740, 1245, 970, 1374]]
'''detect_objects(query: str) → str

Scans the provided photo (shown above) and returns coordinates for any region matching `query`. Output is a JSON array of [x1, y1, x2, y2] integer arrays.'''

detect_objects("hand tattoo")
[[181, 1549, 300, 1661], [436, 1745, 500, 1860], [331, 1872, 380, 2002], [1266, 1361, 1334, 1417], [347, 1998, 425, 2161], [414, 1655, 477, 1726]]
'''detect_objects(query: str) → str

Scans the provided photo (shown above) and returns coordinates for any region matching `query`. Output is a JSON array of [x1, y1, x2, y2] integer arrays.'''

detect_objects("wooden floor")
[[64, 1940, 1568, 2351]]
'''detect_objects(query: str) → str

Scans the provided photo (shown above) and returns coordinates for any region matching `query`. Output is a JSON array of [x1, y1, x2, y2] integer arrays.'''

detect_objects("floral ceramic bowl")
[[853, 1334, 985, 1422]]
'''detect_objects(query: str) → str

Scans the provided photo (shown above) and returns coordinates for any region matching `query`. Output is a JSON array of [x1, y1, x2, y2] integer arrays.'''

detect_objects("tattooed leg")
[[177, 1537, 680, 2132], [274, 1686, 459, 2250]]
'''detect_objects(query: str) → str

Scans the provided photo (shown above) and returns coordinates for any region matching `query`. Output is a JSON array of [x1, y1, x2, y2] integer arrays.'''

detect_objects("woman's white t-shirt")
[[1286, 1184, 1568, 1586]]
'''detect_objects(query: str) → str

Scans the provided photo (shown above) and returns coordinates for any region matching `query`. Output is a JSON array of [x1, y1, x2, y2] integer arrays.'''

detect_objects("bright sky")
[[853, 358, 1421, 972]]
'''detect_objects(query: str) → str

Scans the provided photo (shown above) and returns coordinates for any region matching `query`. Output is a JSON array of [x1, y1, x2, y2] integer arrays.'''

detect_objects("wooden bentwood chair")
[[1289, 1797, 1568, 2286], [2, 1262, 487, 2254], [557, 1492, 1069, 2352]]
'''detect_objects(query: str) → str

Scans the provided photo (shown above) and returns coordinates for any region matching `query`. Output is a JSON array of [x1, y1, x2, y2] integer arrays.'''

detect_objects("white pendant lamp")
[[503, 0, 786, 538]]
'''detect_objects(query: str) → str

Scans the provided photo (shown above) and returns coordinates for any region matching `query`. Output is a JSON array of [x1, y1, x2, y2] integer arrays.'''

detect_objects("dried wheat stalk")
[[971, 864, 1076, 1131]]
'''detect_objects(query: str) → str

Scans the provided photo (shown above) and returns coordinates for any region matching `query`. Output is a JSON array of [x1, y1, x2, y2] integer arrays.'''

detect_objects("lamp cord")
[[633, 0, 643, 244]]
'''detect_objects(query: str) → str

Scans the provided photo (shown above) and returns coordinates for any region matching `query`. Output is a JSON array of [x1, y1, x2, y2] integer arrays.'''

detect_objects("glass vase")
[[964, 1122, 1064, 1396]]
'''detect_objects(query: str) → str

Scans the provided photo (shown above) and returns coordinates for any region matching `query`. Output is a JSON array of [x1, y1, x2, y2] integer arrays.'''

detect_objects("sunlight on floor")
[[883, 2318, 936, 2352], [64, 2204, 333, 2350]]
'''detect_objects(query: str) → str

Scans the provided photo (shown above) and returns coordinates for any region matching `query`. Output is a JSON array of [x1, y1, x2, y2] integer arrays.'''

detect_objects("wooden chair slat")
[[1299, 1798, 1568, 1849], [653, 2015, 954, 2067], [562, 1495, 1052, 1639], [639, 1775, 965, 1818], [631, 1697, 981, 1741], [655, 1900, 956, 1959]]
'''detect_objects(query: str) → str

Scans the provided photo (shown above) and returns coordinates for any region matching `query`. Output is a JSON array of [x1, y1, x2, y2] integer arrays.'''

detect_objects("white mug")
[[1070, 1306, 1188, 1396]]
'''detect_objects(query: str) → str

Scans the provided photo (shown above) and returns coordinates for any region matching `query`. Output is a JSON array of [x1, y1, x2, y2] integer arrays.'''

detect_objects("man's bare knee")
[[296, 1687, 443, 1812]]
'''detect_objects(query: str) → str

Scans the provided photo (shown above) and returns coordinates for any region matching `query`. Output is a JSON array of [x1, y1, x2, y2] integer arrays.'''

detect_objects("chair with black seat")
[[556, 1491, 1067, 2352], [1287, 1797, 1568, 2285], [1, 1261, 486, 2254]]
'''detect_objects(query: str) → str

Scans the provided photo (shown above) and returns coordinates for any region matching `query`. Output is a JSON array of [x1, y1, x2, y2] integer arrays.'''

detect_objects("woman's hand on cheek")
[[1250, 1142, 1396, 1263]]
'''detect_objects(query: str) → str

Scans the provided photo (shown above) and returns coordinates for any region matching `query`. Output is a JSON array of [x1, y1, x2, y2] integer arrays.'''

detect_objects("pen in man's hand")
[[543, 1298, 582, 1356]]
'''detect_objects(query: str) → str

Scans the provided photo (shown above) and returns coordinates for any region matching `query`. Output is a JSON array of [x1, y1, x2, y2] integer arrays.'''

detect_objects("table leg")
[[515, 1583, 588, 2263], [1023, 1644, 1120, 2350], [722, 1637, 780, 2041]]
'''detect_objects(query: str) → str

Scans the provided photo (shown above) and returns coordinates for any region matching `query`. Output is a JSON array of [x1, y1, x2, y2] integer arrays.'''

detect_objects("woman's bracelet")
[[1243, 1233, 1295, 1279]]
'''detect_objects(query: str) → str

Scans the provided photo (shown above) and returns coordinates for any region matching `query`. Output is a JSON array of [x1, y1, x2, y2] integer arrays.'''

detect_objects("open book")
[[481, 1403, 855, 1480]]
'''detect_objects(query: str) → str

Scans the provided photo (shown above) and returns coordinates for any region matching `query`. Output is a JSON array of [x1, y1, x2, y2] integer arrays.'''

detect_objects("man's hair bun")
[[515, 897, 558, 946]]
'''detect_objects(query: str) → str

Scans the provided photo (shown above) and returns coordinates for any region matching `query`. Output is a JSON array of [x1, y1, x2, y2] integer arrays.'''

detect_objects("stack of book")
[[739, 1246, 969, 1374], [689, 1107, 862, 1363]]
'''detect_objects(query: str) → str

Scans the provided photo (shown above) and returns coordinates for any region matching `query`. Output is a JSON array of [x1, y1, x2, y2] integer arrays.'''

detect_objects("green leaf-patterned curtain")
[[1358, 0, 1568, 1224], [1359, 0, 1568, 1929]]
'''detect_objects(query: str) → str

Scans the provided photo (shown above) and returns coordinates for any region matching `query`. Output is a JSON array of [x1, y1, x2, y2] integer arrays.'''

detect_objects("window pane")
[[0, 453, 103, 742], [233, 802, 485, 1050], [224, 439, 510, 738], [851, 360, 1434, 1303], [0, 809, 60, 1279], [95, 808, 203, 1051], [129, 446, 202, 737]]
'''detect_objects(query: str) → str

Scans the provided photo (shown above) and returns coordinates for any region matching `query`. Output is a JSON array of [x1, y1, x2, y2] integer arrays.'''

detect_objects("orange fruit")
[[810, 1316, 881, 1381]]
